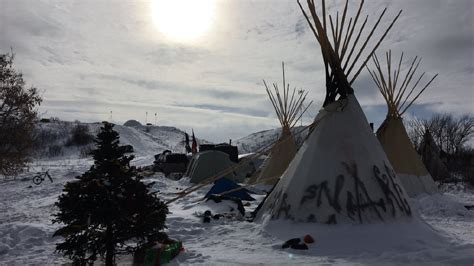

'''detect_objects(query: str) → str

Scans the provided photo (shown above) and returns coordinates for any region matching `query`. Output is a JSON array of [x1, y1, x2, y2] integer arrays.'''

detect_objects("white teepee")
[[367, 50, 439, 197], [256, 0, 412, 224], [249, 63, 311, 185]]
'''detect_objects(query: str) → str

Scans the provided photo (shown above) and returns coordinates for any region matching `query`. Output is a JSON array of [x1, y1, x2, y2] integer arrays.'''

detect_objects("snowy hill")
[[34, 120, 310, 159], [33, 121, 200, 159], [234, 126, 309, 154]]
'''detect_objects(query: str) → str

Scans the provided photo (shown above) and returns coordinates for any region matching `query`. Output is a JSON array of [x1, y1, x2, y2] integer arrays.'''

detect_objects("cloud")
[[1, 0, 472, 143], [175, 103, 270, 118]]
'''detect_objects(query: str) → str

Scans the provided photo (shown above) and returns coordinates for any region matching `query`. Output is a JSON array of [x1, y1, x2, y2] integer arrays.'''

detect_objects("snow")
[[0, 159, 90, 265], [1, 121, 473, 265], [262, 219, 474, 265], [1, 159, 473, 265], [413, 191, 474, 247]]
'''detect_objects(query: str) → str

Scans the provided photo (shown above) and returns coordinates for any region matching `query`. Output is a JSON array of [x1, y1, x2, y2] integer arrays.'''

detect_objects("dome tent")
[[205, 178, 255, 201], [123, 120, 142, 127], [184, 150, 244, 184]]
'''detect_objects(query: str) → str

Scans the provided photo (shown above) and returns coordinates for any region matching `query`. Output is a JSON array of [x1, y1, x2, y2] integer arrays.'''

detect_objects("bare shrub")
[[47, 145, 63, 157], [66, 124, 94, 146]]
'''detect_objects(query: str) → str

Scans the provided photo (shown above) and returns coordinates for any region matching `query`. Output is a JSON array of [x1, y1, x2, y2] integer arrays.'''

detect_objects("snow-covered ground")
[[1, 123, 473, 265], [1, 155, 473, 265]]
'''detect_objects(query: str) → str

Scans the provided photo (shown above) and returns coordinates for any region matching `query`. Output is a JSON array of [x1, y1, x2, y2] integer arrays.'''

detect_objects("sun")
[[150, 0, 216, 42]]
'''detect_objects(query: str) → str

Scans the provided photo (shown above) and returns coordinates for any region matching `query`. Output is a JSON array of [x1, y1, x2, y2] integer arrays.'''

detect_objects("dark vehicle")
[[118, 144, 134, 154], [33, 170, 53, 185], [199, 143, 239, 162], [153, 150, 189, 177]]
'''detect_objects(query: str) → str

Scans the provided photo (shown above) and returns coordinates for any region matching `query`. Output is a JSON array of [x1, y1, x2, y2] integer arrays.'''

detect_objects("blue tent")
[[205, 178, 255, 201]]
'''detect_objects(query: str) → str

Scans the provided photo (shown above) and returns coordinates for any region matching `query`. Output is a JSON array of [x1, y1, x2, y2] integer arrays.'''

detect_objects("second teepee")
[[367, 50, 439, 197], [250, 62, 311, 185]]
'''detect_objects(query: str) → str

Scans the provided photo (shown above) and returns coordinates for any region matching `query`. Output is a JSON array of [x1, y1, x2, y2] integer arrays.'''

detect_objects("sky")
[[1, 0, 473, 142]]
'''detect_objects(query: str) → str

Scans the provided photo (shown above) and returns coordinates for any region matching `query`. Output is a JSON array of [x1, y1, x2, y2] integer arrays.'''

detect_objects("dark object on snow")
[[282, 238, 301, 249], [206, 194, 245, 216], [118, 144, 134, 154], [153, 150, 189, 177], [205, 178, 255, 201], [203, 210, 212, 223], [282, 238, 309, 250], [291, 243, 309, 250], [199, 143, 239, 163], [465, 205, 474, 210], [32, 170, 53, 185], [303, 234, 315, 244]]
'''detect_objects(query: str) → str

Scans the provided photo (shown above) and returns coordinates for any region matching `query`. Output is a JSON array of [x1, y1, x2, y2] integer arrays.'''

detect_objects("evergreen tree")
[[53, 122, 168, 265]]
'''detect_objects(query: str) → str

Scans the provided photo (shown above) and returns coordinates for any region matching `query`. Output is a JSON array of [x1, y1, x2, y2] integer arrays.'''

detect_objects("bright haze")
[[1, 0, 473, 142]]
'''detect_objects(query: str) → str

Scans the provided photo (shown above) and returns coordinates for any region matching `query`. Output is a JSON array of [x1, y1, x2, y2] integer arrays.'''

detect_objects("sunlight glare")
[[151, 0, 216, 42]]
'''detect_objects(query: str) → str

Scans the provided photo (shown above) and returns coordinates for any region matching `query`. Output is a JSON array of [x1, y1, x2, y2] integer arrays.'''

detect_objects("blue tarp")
[[205, 178, 255, 201]]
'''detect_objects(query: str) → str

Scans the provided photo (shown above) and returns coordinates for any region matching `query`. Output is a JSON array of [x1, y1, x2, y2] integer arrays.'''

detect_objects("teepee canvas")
[[256, 0, 412, 224], [367, 50, 438, 197], [249, 63, 310, 186]]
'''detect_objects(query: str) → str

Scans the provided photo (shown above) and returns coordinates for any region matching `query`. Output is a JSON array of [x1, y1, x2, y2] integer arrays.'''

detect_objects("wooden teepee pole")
[[367, 51, 438, 118], [297, 0, 402, 106]]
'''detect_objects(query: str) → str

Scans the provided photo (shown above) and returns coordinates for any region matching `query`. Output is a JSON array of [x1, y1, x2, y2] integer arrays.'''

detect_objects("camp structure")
[[419, 129, 450, 182], [123, 119, 142, 128], [248, 62, 311, 186], [255, 0, 413, 225], [205, 178, 255, 201], [200, 143, 239, 163], [367, 50, 439, 197], [184, 150, 244, 184]]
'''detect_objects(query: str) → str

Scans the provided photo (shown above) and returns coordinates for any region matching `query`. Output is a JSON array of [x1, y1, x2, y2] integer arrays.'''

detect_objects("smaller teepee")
[[419, 129, 451, 182], [367, 50, 438, 197], [249, 62, 311, 185]]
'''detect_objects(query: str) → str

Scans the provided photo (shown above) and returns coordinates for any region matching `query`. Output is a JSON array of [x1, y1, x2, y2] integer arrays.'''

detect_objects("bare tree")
[[407, 113, 474, 155], [0, 52, 42, 175]]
